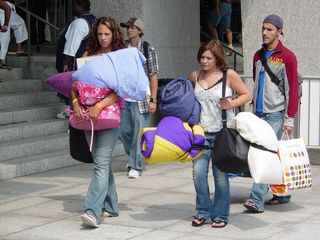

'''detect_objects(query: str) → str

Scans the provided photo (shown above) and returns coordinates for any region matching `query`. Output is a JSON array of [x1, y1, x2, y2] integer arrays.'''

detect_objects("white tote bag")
[[270, 137, 312, 194]]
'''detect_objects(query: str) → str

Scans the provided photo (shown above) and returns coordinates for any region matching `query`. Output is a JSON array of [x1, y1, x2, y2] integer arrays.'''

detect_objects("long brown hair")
[[86, 17, 126, 56], [197, 40, 230, 69]]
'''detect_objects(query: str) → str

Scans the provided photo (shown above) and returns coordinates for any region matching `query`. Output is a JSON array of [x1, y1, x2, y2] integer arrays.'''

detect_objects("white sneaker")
[[128, 169, 140, 179], [81, 213, 99, 228], [56, 110, 70, 119], [225, 45, 234, 56]]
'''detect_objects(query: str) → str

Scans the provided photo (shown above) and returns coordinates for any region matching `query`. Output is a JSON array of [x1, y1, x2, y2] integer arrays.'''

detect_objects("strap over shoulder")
[[221, 67, 228, 127]]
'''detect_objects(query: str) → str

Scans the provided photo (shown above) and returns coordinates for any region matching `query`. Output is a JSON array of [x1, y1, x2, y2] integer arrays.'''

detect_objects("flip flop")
[[243, 199, 264, 213], [212, 220, 227, 228], [191, 217, 207, 227], [0, 63, 11, 70], [265, 196, 289, 205]]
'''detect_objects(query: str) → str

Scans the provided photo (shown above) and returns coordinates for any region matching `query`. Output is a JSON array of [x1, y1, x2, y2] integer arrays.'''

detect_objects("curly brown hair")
[[86, 17, 126, 56]]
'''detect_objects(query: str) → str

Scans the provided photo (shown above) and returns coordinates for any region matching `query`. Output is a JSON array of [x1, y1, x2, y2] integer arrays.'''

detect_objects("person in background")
[[188, 40, 251, 228], [119, 18, 159, 179], [0, 0, 28, 69], [207, 0, 233, 55], [0, 0, 11, 33], [30, 0, 47, 45], [0, 0, 11, 70], [55, 0, 96, 119], [243, 14, 298, 213], [71, 17, 126, 228]]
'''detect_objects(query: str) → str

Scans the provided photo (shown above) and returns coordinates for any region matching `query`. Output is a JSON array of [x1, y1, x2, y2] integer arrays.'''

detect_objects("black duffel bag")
[[213, 127, 250, 173], [69, 124, 93, 163], [212, 68, 250, 174]]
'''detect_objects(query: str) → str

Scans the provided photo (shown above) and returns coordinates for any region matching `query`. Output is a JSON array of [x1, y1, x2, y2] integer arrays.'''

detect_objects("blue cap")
[[263, 14, 283, 29]]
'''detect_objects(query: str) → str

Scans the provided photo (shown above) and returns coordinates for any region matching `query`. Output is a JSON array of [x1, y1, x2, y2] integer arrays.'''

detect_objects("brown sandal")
[[265, 196, 289, 205], [192, 217, 207, 227], [0, 62, 11, 70], [212, 220, 227, 228]]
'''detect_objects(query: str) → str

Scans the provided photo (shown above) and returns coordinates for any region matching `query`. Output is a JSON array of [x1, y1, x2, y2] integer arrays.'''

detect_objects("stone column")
[[91, 0, 200, 78]]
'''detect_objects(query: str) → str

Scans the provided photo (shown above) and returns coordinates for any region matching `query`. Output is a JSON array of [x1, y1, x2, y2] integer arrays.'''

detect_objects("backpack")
[[142, 41, 150, 75]]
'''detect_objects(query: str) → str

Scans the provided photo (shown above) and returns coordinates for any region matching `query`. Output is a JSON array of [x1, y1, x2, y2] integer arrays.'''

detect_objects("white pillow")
[[248, 147, 282, 184], [232, 112, 278, 151]]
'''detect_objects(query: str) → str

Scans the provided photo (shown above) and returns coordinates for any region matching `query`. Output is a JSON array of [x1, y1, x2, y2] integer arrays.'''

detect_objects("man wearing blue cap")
[[243, 14, 299, 213]]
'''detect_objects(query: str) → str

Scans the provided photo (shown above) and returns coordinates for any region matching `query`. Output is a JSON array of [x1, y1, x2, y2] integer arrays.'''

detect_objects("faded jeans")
[[120, 101, 150, 174], [83, 128, 120, 221], [193, 132, 230, 223], [250, 111, 291, 211]]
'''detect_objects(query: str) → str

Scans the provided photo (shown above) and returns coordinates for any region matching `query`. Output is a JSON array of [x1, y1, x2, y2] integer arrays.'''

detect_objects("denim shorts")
[[208, 2, 232, 29]]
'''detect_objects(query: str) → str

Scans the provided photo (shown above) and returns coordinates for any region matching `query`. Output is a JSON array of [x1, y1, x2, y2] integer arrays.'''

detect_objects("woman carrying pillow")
[[71, 17, 126, 228]]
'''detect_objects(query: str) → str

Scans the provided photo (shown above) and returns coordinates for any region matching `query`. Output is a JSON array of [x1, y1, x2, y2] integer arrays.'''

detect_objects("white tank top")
[[194, 74, 235, 133]]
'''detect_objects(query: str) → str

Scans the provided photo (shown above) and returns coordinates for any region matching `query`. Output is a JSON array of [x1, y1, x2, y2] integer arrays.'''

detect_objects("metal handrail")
[[16, 5, 60, 31], [15, 4, 61, 79], [200, 31, 243, 71]]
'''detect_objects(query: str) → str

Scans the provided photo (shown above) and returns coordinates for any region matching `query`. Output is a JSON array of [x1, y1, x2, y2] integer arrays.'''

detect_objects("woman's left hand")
[[219, 96, 233, 109], [87, 105, 101, 122]]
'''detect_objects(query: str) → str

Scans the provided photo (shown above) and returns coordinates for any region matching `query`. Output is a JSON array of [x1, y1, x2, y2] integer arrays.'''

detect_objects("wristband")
[[72, 98, 78, 104], [95, 102, 104, 110]]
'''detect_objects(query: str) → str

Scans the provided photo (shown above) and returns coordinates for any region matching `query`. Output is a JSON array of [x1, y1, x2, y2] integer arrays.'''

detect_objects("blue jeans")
[[83, 128, 120, 221], [192, 132, 230, 223], [120, 101, 150, 174], [250, 111, 291, 211]]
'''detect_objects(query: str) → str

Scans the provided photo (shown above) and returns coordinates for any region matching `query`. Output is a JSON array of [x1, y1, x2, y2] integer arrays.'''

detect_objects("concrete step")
[[0, 103, 65, 125], [0, 145, 127, 182], [0, 91, 60, 110], [0, 149, 80, 181], [0, 79, 45, 93], [30, 42, 57, 54], [0, 133, 69, 162], [0, 68, 24, 81], [0, 119, 68, 143], [7, 54, 57, 79]]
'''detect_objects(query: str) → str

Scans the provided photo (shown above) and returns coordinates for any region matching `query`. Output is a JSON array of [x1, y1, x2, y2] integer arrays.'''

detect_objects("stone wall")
[[91, 0, 200, 78], [241, 0, 320, 76]]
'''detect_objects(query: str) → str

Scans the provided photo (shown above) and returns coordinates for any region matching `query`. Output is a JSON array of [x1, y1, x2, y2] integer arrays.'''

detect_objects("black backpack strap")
[[143, 41, 149, 64], [259, 49, 280, 85], [250, 142, 277, 154], [221, 67, 228, 128], [191, 143, 212, 150], [192, 142, 277, 153], [258, 49, 285, 97]]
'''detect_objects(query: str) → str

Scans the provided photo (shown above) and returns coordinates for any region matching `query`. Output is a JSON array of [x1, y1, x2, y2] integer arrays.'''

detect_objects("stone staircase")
[[0, 54, 126, 182]]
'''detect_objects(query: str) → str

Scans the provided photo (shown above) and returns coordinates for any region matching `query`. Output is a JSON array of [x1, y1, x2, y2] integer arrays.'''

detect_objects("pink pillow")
[[75, 81, 113, 106], [45, 71, 75, 98], [69, 104, 120, 131], [70, 82, 121, 131], [75, 81, 124, 108]]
